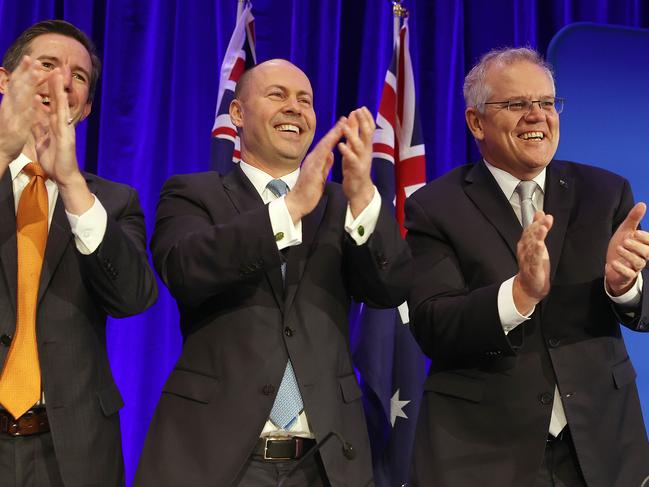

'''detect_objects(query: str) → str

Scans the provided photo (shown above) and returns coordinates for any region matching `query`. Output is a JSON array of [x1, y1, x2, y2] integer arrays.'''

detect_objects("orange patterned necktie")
[[0, 162, 48, 419]]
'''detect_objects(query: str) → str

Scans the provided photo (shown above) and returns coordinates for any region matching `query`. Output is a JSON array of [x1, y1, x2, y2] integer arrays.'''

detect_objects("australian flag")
[[352, 17, 427, 487], [210, 1, 256, 173]]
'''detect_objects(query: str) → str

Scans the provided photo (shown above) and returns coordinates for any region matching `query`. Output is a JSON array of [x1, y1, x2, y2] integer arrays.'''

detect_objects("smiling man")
[[135, 59, 411, 487], [0, 20, 157, 487], [405, 47, 649, 487]]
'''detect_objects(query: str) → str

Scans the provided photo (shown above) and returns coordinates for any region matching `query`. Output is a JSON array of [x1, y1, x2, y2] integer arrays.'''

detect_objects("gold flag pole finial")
[[392, 0, 409, 19]]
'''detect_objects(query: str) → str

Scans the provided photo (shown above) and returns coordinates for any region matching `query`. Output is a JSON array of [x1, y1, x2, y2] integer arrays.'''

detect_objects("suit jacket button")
[[539, 392, 553, 405], [0, 334, 12, 346], [262, 384, 276, 395], [548, 337, 560, 348], [284, 327, 294, 337]]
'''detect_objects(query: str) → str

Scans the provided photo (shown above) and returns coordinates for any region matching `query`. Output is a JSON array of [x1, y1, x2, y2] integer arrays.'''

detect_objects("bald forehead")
[[236, 59, 313, 100]]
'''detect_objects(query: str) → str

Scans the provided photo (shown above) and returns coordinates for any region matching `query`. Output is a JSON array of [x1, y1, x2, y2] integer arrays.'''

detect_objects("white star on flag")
[[390, 388, 410, 427]]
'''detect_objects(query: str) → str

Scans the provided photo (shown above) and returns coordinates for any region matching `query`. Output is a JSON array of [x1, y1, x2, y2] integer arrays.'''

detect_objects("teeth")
[[41, 96, 50, 105], [276, 124, 300, 134], [519, 131, 544, 140]]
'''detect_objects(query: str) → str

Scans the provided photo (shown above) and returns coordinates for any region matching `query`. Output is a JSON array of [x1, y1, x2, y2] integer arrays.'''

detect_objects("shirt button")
[[82, 231, 91, 239]]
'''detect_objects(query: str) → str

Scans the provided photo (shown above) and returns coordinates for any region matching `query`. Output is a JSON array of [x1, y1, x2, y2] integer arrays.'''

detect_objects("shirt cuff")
[[344, 186, 381, 246], [606, 272, 643, 308], [269, 197, 302, 251], [65, 194, 107, 255], [499, 275, 534, 335]]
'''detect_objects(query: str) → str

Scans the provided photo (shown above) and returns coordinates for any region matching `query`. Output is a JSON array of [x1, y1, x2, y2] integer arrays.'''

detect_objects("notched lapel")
[[543, 162, 573, 281], [223, 167, 285, 308], [38, 197, 72, 305], [283, 192, 328, 314], [0, 173, 17, 311], [464, 162, 522, 258]]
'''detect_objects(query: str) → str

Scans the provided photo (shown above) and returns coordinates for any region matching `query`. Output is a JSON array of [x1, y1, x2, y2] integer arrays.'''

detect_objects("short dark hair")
[[2, 19, 101, 103]]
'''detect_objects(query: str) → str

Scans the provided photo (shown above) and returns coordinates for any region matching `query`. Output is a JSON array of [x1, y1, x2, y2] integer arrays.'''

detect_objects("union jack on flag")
[[210, 2, 256, 173], [352, 16, 427, 487], [372, 17, 426, 236]]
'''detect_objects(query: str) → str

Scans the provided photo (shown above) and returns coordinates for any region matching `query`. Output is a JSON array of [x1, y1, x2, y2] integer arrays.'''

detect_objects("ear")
[[465, 107, 485, 141], [0, 67, 10, 94], [229, 99, 243, 128]]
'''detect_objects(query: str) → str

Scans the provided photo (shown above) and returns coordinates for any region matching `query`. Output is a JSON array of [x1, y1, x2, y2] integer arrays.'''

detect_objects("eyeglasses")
[[482, 97, 564, 114]]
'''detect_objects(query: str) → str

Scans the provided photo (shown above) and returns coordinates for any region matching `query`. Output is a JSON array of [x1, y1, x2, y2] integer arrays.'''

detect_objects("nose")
[[60, 65, 73, 92], [523, 101, 544, 120], [283, 96, 302, 114]]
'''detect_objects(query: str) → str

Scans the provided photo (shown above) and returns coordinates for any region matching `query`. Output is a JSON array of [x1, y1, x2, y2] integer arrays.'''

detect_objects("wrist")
[[284, 192, 305, 224], [512, 274, 539, 315], [349, 184, 375, 218], [57, 172, 93, 216]]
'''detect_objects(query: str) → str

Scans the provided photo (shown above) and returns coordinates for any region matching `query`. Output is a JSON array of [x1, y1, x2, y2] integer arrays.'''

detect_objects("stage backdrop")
[[0, 1, 647, 484], [548, 22, 649, 421]]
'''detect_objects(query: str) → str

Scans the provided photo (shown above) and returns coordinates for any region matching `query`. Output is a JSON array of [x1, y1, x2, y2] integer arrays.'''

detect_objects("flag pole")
[[392, 0, 407, 45]]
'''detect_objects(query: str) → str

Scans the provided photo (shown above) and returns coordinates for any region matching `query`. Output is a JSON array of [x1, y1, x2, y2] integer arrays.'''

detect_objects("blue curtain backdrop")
[[1, 1, 648, 484]]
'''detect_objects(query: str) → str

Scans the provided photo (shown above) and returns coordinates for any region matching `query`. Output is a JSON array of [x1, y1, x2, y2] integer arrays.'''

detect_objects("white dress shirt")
[[238, 161, 382, 438]]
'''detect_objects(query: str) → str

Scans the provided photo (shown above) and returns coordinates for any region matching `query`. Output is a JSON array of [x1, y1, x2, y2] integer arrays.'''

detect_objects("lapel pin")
[[559, 179, 568, 188]]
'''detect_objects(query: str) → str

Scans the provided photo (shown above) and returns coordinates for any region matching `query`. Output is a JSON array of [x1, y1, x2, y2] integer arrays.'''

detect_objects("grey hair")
[[463, 47, 555, 113]]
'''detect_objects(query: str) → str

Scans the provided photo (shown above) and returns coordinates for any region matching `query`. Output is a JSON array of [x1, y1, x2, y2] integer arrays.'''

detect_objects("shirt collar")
[[8, 154, 34, 181], [483, 159, 546, 200], [239, 160, 300, 197]]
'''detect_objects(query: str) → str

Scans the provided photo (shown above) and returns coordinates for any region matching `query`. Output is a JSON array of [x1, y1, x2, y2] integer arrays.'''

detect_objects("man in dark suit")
[[135, 59, 411, 486], [0, 20, 157, 486], [406, 47, 649, 487]]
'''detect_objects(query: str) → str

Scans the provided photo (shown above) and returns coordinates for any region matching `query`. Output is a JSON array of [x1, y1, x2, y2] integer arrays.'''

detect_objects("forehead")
[[249, 62, 313, 95], [27, 33, 91, 71], [485, 60, 554, 97]]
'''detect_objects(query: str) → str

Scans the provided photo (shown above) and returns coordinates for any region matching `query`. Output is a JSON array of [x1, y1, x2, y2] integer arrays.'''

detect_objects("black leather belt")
[[0, 408, 49, 436], [253, 436, 316, 460]]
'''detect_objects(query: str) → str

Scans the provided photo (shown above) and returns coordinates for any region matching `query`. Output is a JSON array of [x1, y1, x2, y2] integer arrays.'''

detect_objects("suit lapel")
[[0, 172, 17, 312], [223, 167, 285, 308], [542, 161, 573, 281], [37, 195, 73, 305], [463, 161, 522, 259], [283, 191, 328, 314]]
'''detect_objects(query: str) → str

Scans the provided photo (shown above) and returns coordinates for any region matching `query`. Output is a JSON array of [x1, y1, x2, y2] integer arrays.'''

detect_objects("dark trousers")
[[0, 431, 64, 487], [534, 428, 587, 487], [234, 453, 331, 487]]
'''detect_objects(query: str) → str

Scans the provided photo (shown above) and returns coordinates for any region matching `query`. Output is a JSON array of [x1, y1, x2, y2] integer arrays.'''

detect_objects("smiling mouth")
[[41, 95, 51, 106], [275, 124, 301, 135], [518, 131, 544, 141]]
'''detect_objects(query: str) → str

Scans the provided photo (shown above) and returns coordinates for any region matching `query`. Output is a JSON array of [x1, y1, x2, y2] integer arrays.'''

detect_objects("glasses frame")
[[481, 97, 564, 114]]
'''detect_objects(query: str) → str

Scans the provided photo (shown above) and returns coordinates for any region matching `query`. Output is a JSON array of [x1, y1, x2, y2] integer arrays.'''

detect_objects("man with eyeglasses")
[[406, 47, 649, 487]]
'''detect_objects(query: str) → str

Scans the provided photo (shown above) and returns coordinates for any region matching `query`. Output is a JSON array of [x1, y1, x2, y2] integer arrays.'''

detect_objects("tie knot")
[[516, 180, 536, 201], [266, 179, 289, 198], [23, 163, 46, 180]]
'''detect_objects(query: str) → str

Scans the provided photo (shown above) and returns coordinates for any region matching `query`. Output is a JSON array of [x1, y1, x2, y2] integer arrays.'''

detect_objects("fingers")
[[47, 70, 72, 129], [620, 202, 646, 232]]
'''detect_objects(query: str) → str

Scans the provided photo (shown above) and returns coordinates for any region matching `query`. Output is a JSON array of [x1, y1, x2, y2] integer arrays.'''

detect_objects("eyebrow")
[[37, 55, 91, 81], [266, 84, 313, 99]]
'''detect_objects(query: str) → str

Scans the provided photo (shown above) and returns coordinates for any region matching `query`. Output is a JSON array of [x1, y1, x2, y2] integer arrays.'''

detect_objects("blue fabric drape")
[[1, 1, 648, 484]]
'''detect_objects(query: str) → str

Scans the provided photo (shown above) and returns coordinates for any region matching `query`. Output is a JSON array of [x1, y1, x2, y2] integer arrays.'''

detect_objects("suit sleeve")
[[405, 194, 515, 361], [150, 174, 283, 307], [343, 198, 412, 308], [77, 186, 158, 317]]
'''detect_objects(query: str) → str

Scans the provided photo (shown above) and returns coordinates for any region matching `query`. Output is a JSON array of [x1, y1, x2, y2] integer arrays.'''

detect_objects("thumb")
[[620, 202, 646, 232]]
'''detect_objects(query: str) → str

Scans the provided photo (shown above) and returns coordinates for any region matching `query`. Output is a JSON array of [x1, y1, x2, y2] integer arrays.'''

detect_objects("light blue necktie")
[[266, 179, 304, 429]]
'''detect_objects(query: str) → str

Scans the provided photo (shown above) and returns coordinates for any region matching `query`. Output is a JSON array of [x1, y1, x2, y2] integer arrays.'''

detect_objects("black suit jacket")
[[405, 160, 649, 487], [135, 167, 411, 487], [0, 170, 157, 487]]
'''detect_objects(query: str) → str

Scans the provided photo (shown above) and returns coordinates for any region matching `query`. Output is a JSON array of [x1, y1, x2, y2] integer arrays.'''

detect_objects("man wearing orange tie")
[[0, 20, 156, 486]]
